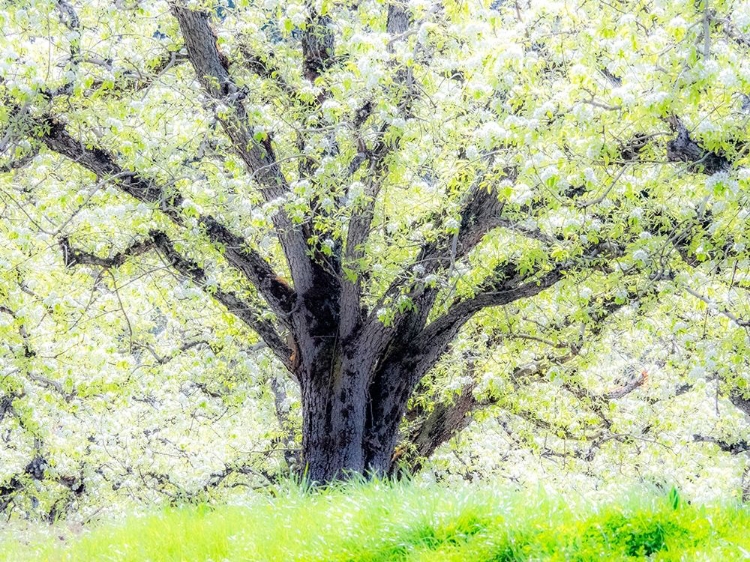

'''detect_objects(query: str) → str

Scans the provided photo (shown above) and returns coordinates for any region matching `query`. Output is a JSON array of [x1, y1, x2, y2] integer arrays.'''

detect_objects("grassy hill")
[[2, 480, 749, 561]]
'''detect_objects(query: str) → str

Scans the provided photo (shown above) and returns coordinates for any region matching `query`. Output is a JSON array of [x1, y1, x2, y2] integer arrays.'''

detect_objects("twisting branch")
[[100, 51, 189, 94], [693, 435, 750, 455], [171, 7, 316, 294], [39, 118, 295, 322], [58, 231, 292, 366], [69, 50, 190, 96], [0, 305, 76, 400]]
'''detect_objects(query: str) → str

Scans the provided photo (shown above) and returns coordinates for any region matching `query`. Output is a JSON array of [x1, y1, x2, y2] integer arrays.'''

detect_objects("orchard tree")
[[1, 0, 749, 486]]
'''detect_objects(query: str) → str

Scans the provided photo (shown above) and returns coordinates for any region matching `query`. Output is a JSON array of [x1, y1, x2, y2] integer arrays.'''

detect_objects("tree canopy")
[[1, 0, 749, 519]]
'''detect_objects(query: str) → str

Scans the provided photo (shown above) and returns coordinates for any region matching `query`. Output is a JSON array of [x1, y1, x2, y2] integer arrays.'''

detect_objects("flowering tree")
[[1, 0, 749, 502]]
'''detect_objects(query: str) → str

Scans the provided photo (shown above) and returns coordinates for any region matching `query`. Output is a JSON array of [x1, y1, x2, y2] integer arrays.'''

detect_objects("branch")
[[693, 435, 750, 455], [431, 265, 564, 333], [301, 7, 335, 83], [0, 147, 39, 174], [495, 218, 557, 245], [151, 232, 291, 366], [357, 167, 511, 348], [684, 286, 750, 328], [59, 231, 292, 366], [387, 1, 411, 36], [730, 391, 750, 418], [40, 118, 295, 321], [567, 369, 648, 402], [239, 47, 295, 96], [42, 0, 82, 97], [394, 380, 477, 473], [59, 235, 155, 268], [91, 51, 190, 94], [171, 7, 315, 293], [716, 16, 750, 48], [339, 3, 418, 339], [135, 339, 212, 365], [408, 264, 566, 381], [666, 116, 731, 174], [269, 376, 300, 468], [576, 166, 628, 208], [0, 305, 77, 400]]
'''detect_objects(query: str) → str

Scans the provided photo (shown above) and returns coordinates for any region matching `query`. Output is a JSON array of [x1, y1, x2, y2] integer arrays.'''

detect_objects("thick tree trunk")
[[362, 363, 414, 475], [299, 369, 369, 482], [298, 338, 413, 482], [297, 293, 482, 481], [300, 390, 356, 481], [296, 339, 380, 482]]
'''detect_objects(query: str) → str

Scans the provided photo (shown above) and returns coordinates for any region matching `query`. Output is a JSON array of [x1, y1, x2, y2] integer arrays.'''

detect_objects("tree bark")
[[299, 364, 368, 482]]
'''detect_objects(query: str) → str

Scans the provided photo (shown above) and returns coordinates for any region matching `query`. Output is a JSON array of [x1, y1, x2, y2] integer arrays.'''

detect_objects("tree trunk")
[[297, 335, 414, 482], [297, 341, 378, 482], [362, 363, 414, 475], [299, 373, 367, 482]]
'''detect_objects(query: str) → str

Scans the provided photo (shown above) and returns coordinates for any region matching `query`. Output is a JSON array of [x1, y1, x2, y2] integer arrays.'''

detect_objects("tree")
[[1, 0, 749, 487]]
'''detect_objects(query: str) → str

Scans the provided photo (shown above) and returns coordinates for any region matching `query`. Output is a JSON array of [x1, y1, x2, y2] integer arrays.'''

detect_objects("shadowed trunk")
[[298, 355, 371, 482], [300, 373, 368, 481]]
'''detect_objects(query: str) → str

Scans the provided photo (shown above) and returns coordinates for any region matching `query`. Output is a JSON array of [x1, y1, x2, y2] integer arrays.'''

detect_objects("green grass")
[[2, 481, 750, 561]]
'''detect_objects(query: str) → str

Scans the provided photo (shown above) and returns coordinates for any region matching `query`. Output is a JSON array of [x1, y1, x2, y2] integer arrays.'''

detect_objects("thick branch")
[[301, 8, 335, 83], [415, 266, 565, 356], [666, 117, 731, 174], [414, 174, 510, 276], [387, 1, 411, 36], [59, 232, 291, 366], [171, 7, 316, 294], [40, 118, 295, 321], [693, 435, 750, 455], [395, 381, 477, 473], [402, 364, 647, 472]]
